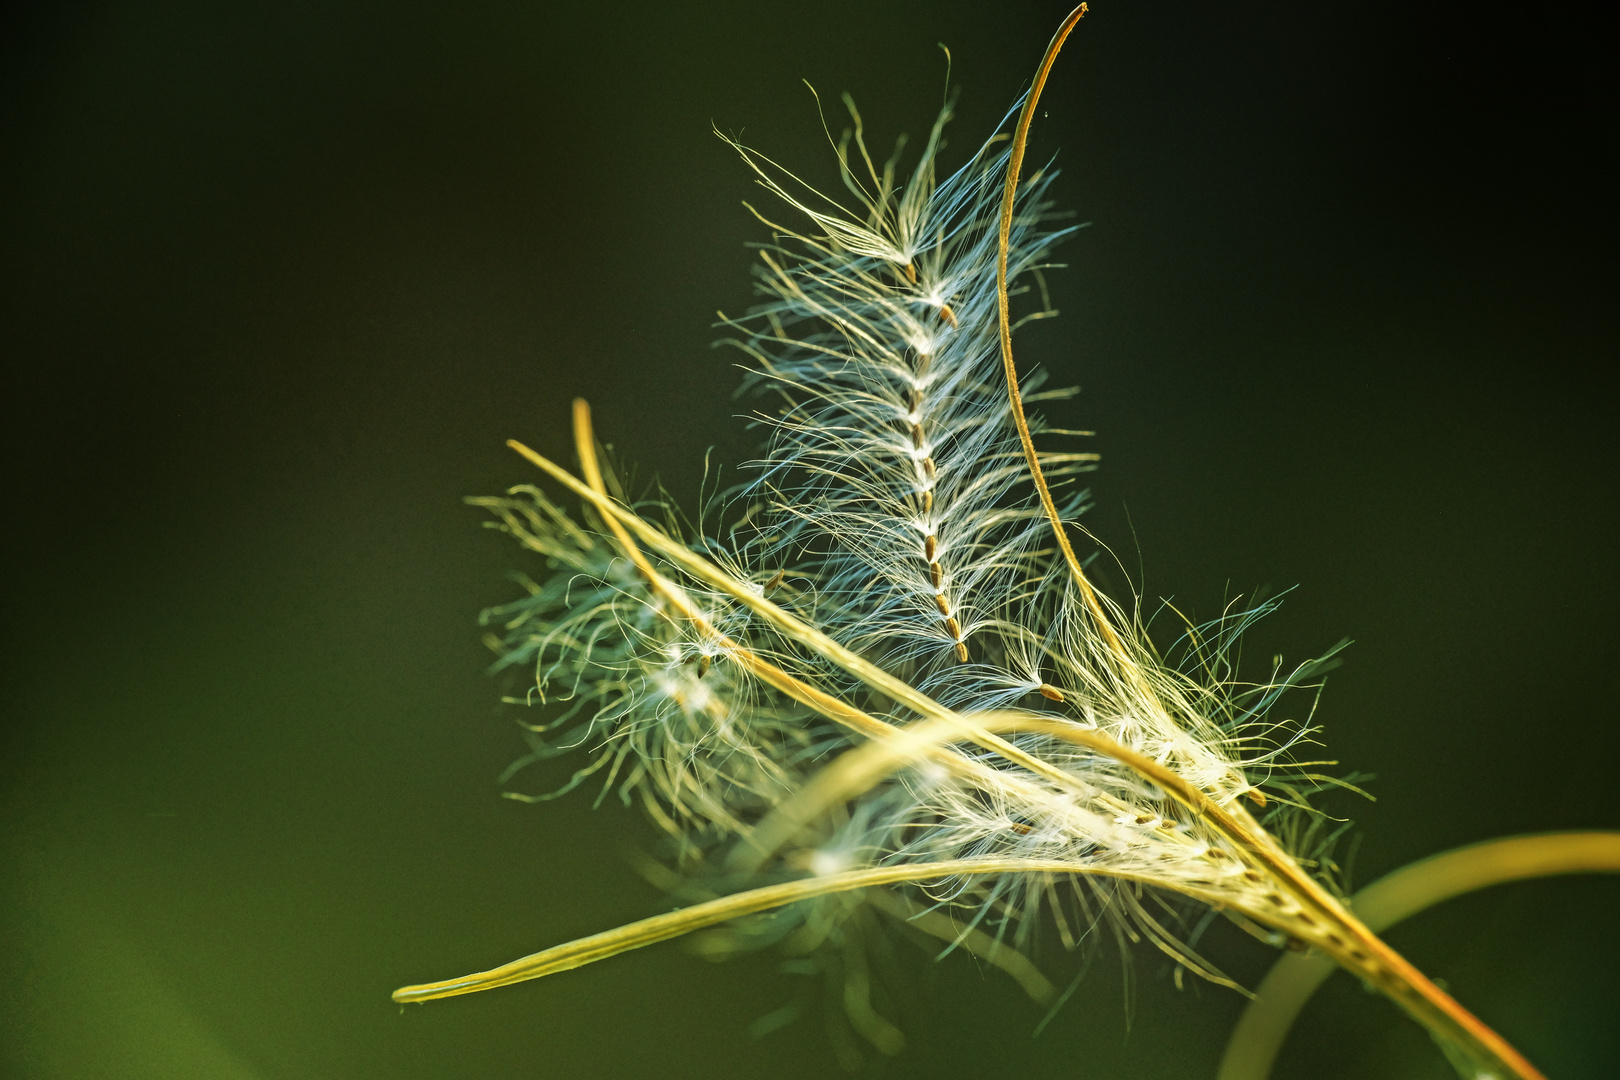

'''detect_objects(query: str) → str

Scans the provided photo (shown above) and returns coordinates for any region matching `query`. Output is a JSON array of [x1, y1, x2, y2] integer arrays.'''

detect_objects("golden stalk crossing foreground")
[[393, 858, 1140, 1002]]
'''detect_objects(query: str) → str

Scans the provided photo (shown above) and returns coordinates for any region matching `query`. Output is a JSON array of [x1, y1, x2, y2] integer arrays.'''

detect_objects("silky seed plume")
[[393, 12, 1552, 1080]]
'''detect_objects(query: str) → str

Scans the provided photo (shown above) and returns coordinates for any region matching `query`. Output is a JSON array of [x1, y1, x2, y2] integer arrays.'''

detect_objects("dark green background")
[[4, 2, 1615, 1077]]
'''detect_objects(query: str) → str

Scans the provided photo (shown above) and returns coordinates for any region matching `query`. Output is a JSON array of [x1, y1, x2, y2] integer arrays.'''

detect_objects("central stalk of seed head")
[[903, 287, 966, 663]]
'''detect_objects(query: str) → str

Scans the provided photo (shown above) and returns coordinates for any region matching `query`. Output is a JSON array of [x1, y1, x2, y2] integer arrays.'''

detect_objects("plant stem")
[[994, 3, 1130, 668], [392, 857, 1149, 1003], [1218, 831, 1620, 1080]]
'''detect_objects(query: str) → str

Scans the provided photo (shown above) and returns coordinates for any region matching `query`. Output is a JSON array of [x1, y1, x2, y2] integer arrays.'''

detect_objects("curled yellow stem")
[[1217, 831, 1620, 1080]]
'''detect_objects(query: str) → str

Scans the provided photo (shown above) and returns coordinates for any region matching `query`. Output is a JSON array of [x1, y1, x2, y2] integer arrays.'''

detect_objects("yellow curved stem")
[[1216, 831, 1620, 1080], [393, 857, 1147, 1003]]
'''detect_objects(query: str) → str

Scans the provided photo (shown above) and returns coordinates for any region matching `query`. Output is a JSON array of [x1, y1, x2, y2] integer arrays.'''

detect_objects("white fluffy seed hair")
[[719, 94, 1089, 689], [466, 88, 1341, 1050]]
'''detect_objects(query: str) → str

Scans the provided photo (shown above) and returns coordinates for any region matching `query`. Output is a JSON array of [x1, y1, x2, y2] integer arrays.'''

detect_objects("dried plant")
[[393, 8, 1617, 1078]]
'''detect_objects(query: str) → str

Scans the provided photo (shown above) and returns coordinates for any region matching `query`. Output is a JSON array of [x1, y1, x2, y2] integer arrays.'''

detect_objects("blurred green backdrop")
[[3, 2, 1616, 1078]]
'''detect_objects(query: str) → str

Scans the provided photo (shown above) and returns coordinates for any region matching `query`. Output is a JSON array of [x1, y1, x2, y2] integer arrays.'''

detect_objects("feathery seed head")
[[394, 19, 1557, 1076], [454, 80, 1346, 1056]]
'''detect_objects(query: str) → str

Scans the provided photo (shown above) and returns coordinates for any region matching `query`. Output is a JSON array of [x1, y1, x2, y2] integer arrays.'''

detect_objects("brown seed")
[[939, 303, 958, 328], [923, 490, 934, 513], [924, 535, 936, 561], [908, 387, 922, 412], [764, 569, 785, 592], [902, 261, 917, 283], [934, 593, 951, 616], [953, 641, 969, 663], [929, 562, 943, 589], [1009, 821, 1033, 836], [910, 424, 924, 450], [923, 457, 937, 479], [1038, 683, 1065, 702], [1245, 787, 1268, 807], [945, 616, 961, 638], [696, 655, 711, 679]]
